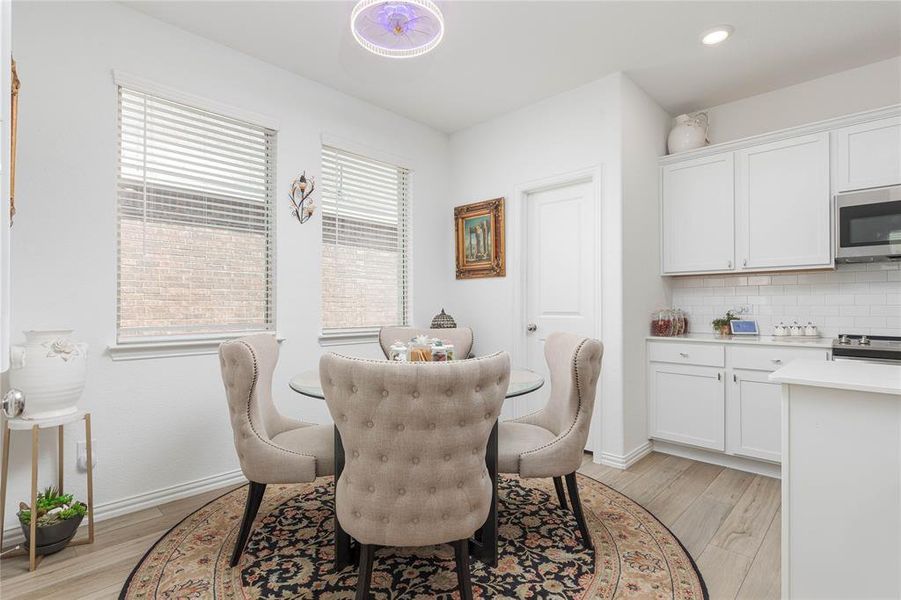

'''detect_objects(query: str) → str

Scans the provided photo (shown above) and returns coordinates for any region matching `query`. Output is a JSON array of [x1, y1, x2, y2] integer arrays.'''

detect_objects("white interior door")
[[521, 180, 597, 447]]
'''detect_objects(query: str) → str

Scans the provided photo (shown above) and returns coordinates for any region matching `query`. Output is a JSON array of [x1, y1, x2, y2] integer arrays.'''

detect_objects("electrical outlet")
[[76, 440, 98, 472]]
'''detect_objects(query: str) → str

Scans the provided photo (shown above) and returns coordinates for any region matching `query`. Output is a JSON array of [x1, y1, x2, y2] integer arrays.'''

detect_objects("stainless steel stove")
[[833, 334, 901, 364]]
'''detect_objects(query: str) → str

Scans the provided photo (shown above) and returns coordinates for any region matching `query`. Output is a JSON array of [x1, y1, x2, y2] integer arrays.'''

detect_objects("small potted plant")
[[712, 310, 738, 336], [18, 486, 87, 555]]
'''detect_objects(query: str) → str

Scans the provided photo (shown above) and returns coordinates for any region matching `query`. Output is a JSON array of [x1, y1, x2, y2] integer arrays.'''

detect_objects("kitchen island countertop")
[[770, 358, 901, 395]]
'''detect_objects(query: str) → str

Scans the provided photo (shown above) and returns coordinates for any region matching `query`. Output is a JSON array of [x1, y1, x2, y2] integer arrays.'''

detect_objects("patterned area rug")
[[121, 474, 706, 599]]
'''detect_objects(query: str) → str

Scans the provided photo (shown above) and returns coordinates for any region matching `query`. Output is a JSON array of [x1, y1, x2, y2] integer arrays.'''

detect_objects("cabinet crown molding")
[[659, 104, 901, 166]]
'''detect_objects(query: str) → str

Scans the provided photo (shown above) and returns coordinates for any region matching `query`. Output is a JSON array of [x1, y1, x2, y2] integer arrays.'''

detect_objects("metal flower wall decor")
[[288, 171, 316, 224]]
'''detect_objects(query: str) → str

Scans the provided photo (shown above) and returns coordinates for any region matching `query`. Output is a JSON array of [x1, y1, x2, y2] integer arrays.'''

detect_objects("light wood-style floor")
[[0, 451, 779, 599]]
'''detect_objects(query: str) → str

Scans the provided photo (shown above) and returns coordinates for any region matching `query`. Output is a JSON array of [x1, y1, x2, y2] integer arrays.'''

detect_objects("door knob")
[[526, 323, 538, 333]]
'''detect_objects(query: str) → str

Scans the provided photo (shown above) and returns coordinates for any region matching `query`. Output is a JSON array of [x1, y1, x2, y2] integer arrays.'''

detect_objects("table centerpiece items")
[[387, 335, 455, 362], [8, 330, 87, 420]]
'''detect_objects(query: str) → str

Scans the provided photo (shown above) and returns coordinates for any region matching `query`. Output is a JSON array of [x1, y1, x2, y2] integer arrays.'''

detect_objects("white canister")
[[667, 112, 709, 154], [8, 330, 88, 420], [804, 322, 818, 337], [790, 322, 803, 336], [774, 322, 787, 336]]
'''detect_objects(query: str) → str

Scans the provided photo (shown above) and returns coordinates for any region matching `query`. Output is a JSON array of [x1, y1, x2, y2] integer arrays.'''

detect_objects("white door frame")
[[508, 165, 604, 447]]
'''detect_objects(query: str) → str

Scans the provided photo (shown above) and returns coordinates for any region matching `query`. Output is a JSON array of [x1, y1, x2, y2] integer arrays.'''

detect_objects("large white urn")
[[667, 112, 710, 154], [8, 330, 88, 420]]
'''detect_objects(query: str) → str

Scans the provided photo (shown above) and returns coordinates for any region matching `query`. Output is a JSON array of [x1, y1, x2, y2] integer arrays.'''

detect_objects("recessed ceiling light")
[[701, 25, 734, 46], [351, 0, 445, 59]]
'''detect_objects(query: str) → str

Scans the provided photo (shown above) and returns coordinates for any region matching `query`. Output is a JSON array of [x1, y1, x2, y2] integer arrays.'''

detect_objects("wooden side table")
[[0, 410, 94, 571]]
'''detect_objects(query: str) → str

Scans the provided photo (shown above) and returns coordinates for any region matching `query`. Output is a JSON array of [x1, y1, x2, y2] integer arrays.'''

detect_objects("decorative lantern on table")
[[430, 308, 456, 329]]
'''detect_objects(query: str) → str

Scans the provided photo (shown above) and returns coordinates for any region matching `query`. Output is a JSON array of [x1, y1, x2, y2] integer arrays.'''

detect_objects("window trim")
[[107, 332, 286, 361], [318, 142, 412, 343], [114, 79, 278, 345]]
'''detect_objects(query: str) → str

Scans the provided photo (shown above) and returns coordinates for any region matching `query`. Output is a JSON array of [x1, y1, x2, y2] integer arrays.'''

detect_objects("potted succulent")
[[712, 310, 738, 336], [18, 487, 87, 555]]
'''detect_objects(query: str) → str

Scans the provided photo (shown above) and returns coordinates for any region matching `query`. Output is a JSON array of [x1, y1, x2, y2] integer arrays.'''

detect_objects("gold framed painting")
[[455, 197, 505, 279]]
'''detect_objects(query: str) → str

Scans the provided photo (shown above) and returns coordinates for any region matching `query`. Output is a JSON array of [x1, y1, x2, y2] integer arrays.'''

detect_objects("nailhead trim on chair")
[[226, 340, 317, 462], [517, 338, 591, 458]]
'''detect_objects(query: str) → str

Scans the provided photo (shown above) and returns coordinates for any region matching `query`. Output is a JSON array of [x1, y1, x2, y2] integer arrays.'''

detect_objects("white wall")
[[447, 73, 671, 464], [619, 77, 671, 457], [3, 1, 449, 533], [448, 75, 623, 454], [704, 56, 901, 144]]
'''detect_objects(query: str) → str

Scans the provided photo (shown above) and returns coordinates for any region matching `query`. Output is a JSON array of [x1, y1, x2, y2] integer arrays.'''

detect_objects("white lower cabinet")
[[648, 339, 831, 468], [727, 369, 781, 462], [648, 362, 725, 451]]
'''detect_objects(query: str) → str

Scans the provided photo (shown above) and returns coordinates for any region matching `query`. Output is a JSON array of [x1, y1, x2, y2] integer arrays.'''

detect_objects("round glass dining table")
[[289, 367, 544, 399], [288, 365, 544, 569]]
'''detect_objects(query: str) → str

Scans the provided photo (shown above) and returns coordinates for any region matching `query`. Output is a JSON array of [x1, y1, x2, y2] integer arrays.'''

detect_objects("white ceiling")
[[125, 1, 901, 133]]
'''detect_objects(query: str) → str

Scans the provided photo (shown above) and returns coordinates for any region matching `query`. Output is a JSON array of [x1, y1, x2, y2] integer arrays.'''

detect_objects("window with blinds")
[[321, 146, 409, 337], [116, 87, 276, 341]]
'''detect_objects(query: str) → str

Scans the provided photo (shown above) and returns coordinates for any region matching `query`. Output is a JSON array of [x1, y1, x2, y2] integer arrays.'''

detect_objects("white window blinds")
[[116, 86, 276, 341], [321, 146, 410, 336]]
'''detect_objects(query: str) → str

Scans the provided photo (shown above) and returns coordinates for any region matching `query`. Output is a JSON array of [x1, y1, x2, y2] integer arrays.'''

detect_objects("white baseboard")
[[2, 468, 246, 547], [596, 441, 653, 470], [652, 441, 781, 479]]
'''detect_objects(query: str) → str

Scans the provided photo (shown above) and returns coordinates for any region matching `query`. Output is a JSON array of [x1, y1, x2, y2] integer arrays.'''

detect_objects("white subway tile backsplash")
[[670, 264, 901, 338], [855, 271, 888, 282], [772, 275, 798, 284], [825, 295, 856, 306], [855, 294, 886, 305], [854, 316, 887, 329], [838, 283, 869, 294]]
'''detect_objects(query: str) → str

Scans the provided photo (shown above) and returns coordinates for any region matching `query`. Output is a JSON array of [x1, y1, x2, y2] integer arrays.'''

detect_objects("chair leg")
[[553, 476, 568, 510], [564, 472, 593, 552], [230, 481, 267, 568], [355, 543, 376, 600], [453, 539, 474, 600]]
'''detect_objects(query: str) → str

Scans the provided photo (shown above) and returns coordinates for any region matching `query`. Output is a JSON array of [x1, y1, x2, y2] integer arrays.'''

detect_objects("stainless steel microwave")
[[834, 185, 901, 263]]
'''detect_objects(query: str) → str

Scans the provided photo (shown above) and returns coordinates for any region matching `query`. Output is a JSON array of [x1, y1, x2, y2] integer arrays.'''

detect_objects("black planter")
[[19, 504, 86, 555]]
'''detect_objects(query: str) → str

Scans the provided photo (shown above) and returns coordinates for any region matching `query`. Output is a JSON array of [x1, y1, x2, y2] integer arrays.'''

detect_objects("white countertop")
[[647, 333, 833, 349], [769, 359, 901, 395]]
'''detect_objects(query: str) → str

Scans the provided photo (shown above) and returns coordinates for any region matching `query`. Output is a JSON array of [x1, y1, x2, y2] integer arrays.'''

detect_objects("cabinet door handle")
[[727, 260, 732, 269], [679, 352, 689, 358], [717, 372, 722, 381], [771, 358, 782, 364], [743, 258, 748, 267], [733, 373, 737, 383]]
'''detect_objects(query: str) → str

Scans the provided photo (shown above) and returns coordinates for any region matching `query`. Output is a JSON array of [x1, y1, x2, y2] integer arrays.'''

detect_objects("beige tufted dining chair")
[[498, 332, 603, 551], [378, 326, 474, 360], [219, 334, 335, 568], [320, 352, 510, 600]]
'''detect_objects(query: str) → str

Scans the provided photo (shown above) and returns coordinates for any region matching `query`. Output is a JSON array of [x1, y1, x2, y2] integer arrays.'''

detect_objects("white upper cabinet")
[[661, 153, 734, 274], [735, 133, 831, 270], [834, 116, 901, 192]]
